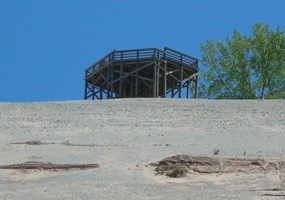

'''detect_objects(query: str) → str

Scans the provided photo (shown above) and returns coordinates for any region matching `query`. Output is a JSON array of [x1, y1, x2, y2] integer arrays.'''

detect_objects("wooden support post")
[[95, 91, 99, 100], [153, 61, 157, 97], [110, 65, 114, 98], [179, 65, 183, 98], [84, 81, 87, 100], [100, 69, 103, 99], [92, 75, 95, 100], [119, 63, 123, 98], [123, 79, 126, 98], [195, 75, 198, 98], [164, 60, 167, 98], [106, 65, 110, 99], [171, 77, 174, 98], [135, 63, 139, 97], [157, 61, 160, 97], [187, 81, 190, 99], [92, 87, 95, 100], [130, 77, 133, 97], [99, 77, 103, 99]]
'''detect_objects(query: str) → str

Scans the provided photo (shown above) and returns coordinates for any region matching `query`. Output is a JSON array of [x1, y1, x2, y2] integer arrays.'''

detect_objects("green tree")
[[200, 23, 285, 99]]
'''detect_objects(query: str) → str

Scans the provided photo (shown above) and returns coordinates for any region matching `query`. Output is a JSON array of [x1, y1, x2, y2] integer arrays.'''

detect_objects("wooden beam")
[[111, 61, 154, 84]]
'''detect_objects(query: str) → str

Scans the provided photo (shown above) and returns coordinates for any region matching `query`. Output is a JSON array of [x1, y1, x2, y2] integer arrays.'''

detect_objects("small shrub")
[[166, 166, 187, 178], [213, 148, 220, 155]]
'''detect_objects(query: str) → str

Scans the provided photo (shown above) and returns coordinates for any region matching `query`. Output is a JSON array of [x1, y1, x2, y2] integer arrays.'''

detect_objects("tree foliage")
[[200, 23, 285, 99]]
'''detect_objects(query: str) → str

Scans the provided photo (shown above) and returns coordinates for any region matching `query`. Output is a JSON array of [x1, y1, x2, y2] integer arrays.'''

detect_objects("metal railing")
[[85, 47, 198, 78], [164, 47, 198, 69]]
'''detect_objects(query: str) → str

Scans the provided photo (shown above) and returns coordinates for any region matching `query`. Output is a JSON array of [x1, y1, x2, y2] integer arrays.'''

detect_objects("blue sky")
[[0, 0, 285, 102]]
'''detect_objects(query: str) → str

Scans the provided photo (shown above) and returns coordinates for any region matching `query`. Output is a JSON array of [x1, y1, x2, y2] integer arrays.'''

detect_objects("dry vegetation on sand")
[[151, 155, 285, 176]]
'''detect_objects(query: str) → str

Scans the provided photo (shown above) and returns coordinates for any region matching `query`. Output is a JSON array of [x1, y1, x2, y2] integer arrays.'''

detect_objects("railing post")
[[106, 64, 110, 99], [137, 50, 139, 60]]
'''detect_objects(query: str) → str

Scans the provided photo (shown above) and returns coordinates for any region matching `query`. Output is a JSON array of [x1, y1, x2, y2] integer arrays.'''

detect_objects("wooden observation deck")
[[84, 47, 198, 100]]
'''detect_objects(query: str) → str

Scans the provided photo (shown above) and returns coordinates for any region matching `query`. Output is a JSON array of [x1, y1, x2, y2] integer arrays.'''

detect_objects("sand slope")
[[0, 99, 285, 199]]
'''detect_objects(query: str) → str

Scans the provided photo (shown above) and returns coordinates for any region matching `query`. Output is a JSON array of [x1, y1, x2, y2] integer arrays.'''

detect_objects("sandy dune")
[[0, 99, 285, 199]]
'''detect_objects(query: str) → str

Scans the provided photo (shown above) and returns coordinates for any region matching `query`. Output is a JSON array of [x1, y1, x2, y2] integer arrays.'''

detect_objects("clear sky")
[[1, 0, 285, 102]]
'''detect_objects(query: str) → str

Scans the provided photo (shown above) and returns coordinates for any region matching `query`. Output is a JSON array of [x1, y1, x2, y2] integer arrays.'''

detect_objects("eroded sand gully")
[[151, 155, 285, 175]]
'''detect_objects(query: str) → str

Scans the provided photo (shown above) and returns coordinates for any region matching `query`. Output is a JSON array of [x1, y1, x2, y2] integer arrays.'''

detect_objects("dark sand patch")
[[10, 140, 123, 147], [0, 161, 100, 171]]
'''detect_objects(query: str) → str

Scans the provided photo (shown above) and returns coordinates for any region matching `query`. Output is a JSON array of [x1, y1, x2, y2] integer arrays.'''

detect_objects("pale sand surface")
[[0, 99, 285, 199]]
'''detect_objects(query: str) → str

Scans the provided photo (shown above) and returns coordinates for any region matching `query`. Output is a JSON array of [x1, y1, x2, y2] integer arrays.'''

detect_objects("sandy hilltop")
[[0, 98, 285, 199]]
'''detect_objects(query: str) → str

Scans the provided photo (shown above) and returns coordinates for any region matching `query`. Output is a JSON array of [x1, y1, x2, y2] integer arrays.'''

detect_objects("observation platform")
[[84, 47, 198, 100]]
